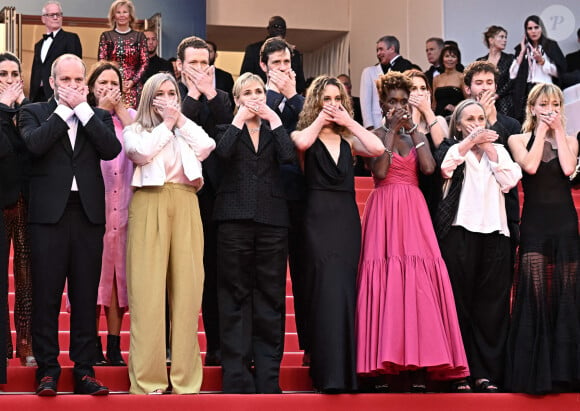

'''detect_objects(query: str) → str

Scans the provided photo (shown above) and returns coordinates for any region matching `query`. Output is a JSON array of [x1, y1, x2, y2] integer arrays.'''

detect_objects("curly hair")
[[376, 71, 413, 102], [297, 75, 353, 134]]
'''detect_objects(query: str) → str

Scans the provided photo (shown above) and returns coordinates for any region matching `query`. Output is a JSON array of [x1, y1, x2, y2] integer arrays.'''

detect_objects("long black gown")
[[506, 133, 580, 394], [303, 138, 359, 392]]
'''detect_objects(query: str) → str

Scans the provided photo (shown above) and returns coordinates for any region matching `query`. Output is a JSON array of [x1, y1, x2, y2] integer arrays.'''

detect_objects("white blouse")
[[441, 143, 522, 237]]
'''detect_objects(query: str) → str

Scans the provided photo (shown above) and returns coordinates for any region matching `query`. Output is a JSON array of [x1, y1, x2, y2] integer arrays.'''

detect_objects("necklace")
[[249, 127, 260, 133]]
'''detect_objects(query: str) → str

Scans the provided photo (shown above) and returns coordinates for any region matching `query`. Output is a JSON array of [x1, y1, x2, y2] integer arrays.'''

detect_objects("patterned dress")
[[98, 29, 148, 108]]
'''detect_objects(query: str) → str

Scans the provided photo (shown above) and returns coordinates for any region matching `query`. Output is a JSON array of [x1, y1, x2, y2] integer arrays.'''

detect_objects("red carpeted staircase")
[[1, 177, 579, 410]]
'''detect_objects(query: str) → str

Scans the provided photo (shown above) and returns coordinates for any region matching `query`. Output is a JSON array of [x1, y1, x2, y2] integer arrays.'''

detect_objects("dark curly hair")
[[376, 71, 413, 102]]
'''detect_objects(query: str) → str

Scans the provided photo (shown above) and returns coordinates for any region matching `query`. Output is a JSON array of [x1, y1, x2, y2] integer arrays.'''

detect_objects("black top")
[[477, 52, 515, 116]]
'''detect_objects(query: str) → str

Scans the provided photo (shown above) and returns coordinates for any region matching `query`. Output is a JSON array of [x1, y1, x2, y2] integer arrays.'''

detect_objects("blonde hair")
[[134, 73, 181, 131], [522, 83, 566, 133], [297, 75, 353, 134], [108, 0, 136, 29]]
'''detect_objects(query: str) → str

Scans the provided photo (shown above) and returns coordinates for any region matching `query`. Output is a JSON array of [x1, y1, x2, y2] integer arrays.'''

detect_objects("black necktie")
[[43, 33, 53, 40]]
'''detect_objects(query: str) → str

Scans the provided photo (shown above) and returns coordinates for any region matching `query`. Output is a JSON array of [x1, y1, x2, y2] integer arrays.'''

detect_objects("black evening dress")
[[434, 86, 464, 117], [506, 133, 580, 394], [303, 138, 359, 392]]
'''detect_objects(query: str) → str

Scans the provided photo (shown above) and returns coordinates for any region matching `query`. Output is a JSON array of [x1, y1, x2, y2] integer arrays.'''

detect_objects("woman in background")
[[0, 52, 34, 368], [124, 73, 214, 394], [477, 26, 515, 117], [509, 15, 566, 122], [86, 61, 134, 366], [404, 69, 448, 217], [292, 75, 384, 393], [436, 99, 522, 392], [98, 0, 148, 108], [506, 84, 580, 394], [432, 44, 465, 117]]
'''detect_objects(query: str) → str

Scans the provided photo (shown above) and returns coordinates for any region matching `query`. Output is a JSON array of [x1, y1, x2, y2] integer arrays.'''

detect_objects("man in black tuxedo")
[[207, 40, 234, 107], [424, 37, 444, 87], [142, 29, 174, 84], [29, 1, 82, 102], [240, 16, 306, 94], [176, 36, 233, 366], [19, 54, 121, 396]]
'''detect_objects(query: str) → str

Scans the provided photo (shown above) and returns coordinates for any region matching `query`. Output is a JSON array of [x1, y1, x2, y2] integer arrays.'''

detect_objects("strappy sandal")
[[409, 383, 427, 393], [148, 389, 165, 395], [374, 383, 390, 393], [474, 379, 499, 393], [451, 379, 473, 393]]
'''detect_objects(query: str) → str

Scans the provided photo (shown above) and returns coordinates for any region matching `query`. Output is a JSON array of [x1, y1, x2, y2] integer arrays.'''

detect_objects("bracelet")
[[405, 123, 418, 134], [415, 141, 425, 149], [382, 124, 391, 133], [428, 118, 438, 130], [384, 148, 393, 159]]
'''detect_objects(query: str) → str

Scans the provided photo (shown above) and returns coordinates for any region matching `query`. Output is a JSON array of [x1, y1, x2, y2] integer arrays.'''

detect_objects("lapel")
[[46, 97, 73, 155], [44, 30, 64, 65], [256, 124, 272, 154]]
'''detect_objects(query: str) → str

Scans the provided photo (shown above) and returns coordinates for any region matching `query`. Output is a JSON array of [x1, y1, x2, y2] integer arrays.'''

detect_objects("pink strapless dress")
[[356, 148, 469, 380]]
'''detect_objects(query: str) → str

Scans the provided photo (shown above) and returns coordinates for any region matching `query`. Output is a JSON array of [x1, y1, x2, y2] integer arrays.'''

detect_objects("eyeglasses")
[[42, 13, 63, 19]]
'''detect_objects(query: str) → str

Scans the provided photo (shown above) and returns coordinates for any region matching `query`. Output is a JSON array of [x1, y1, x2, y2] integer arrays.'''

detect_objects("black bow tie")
[[43, 33, 53, 40]]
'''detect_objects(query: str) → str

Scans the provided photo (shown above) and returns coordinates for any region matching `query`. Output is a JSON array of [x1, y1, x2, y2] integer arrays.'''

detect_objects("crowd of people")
[[0, 0, 580, 398]]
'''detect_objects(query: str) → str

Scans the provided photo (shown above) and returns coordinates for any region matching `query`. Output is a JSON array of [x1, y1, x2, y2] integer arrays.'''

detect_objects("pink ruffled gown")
[[356, 148, 469, 380]]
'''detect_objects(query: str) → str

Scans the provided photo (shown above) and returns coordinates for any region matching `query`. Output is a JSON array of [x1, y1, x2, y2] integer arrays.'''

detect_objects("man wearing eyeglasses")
[[30, 1, 82, 102], [240, 16, 306, 94]]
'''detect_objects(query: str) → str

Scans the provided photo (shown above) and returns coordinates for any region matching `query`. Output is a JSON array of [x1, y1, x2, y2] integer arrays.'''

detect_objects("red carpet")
[[2, 177, 579, 409]]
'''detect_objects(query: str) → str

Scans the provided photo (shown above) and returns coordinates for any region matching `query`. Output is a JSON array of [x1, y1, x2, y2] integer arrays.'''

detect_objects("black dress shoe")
[[74, 375, 109, 395], [36, 376, 58, 396]]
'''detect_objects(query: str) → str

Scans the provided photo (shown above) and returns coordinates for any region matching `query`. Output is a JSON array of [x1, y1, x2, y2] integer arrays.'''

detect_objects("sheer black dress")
[[303, 138, 359, 392], [506, 133, 580, 394]]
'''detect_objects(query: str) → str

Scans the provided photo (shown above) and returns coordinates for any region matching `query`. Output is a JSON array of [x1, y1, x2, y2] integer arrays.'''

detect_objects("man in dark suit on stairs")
[[29, 1, 82, 102], [19, 54, 121, 396]]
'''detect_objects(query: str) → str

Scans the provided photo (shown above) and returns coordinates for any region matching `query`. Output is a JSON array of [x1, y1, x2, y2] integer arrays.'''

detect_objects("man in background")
[[240, 15, 306, 94], [424, 37, 444, 87], [29, 1, 82, 102], [142, 29, 174, 84], [207, 40, 234, 106]]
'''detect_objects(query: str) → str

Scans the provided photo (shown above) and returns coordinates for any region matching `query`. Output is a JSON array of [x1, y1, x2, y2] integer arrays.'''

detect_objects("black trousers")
[[198, 188, 219, 354], [217, 221, 288, 394], [30, 193, 104, 382], [439, 226, 512, 384]]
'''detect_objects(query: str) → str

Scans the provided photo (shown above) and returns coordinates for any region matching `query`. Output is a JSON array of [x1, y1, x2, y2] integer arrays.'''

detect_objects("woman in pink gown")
[[356, 72, 469, 392]]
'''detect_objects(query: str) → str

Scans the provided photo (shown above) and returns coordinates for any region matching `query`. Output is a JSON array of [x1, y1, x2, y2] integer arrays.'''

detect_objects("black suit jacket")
[[566, 50, 580, 73], [29, 30, 82, 102], [213, 123, 295, 227], [18, 99, 121, 224], [240, 40, 306, 94], [215, 67, 235, 107], [178, 82, 233, 191], [390, 56, 421, 73], [142, 54, 174, 84], [0, 101, 30, 208]]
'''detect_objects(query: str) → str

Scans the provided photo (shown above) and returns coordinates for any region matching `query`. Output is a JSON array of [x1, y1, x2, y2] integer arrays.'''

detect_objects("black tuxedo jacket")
[[29, 30, 82, 102], [142, 54, 174, 85], [213, 123, 295, 227], [215, 67, 235, 107], [240, 40, 306, 94], [390, 56, 421, 73], [566, 50, 580, 73], [18, 99, 121, 224]]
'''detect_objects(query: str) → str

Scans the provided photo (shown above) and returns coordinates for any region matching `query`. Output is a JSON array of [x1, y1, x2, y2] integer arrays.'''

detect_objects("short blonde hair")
[[108, 0, 136, 29], [522, 83, 566, 133]]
